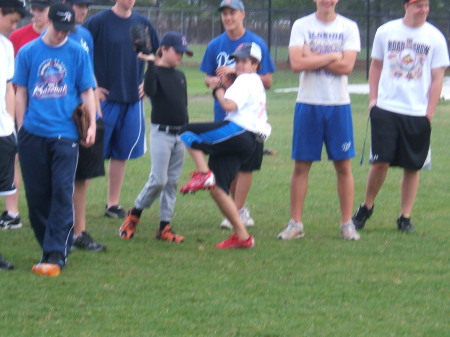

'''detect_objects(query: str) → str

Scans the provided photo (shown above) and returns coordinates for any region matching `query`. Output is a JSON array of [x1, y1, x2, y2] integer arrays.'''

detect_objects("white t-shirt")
[[289, 13, 361, 105], [0, 35, 15, 137], [372, 19, 450, 116], [224, 73, 271, 138]]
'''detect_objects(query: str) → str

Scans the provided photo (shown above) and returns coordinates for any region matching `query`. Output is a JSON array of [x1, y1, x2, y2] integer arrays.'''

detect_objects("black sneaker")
[[72, 232, 107, 251], [397, 215, 415, 232], [352, 204, 374, 230], [0, 211, 22, 230], [0, 255, 14, 270], [46, 251, 66, 269], [104, 205, 126, 219]]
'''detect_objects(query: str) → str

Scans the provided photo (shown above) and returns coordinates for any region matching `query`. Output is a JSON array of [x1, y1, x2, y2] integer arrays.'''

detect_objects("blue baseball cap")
[[218, 0, 245, 11], [160, 31, 193, 57]]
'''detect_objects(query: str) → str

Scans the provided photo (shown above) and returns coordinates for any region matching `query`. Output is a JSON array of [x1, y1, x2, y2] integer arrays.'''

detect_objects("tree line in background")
[[95, 0, 448, 15]]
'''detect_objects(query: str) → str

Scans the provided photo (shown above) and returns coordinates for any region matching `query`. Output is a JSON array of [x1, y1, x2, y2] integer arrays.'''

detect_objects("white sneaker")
[[220, 206, 255, 230], [277, 219, 305, 240], [220, 217, 233, 230], [239, 206, 255, 227], [340, 220, 361, 240]]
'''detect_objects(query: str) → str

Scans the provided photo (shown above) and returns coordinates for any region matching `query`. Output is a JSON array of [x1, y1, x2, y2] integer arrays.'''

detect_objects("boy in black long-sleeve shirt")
[[120, 32, 192, 242]]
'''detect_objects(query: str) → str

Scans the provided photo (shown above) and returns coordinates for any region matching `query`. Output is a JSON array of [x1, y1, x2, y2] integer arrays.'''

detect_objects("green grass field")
[[1, 67, 449, 336]]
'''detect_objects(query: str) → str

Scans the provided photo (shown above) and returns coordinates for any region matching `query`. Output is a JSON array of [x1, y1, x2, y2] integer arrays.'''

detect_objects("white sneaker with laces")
[[239, 206, 255, 227], [220, 206, 255, 229], [340, 220, 360, 240], [277, 219, 305, 239]]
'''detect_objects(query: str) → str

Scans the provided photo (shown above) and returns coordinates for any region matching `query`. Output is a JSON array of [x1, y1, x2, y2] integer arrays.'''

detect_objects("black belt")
[[158, 125, 181, 135]]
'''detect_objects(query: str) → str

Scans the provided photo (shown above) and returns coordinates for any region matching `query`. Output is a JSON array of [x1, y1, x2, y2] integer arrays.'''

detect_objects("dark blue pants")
[[18, 128, 78, 261]]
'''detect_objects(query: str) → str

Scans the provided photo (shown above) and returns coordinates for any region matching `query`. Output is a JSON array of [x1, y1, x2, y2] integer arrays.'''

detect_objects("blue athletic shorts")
[[292, 103, 355, 161], [102, 100, 146, 160]]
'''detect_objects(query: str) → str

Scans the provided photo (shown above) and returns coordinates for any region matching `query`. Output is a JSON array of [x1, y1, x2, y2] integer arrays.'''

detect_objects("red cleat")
[[180, 170, 216, 194], [215, 233, 255, 249]]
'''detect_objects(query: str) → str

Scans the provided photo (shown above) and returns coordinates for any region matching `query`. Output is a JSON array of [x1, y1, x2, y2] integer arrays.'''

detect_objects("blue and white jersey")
[[13, 37, 95, 140], [200, 30, 275, 122], [69, 24, 94, 66]]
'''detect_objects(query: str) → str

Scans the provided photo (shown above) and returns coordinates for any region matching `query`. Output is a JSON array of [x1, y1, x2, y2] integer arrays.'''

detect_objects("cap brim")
[[174, 47, 193, 57], [30, 3, 51, 8], [53, 22, 76, 33]]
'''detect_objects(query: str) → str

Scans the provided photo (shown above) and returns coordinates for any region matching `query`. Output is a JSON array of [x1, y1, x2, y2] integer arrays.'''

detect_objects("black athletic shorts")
[[180, 121, 256, 194], [0, 133, 17, 195], [370, 106, 431, 170], [76, 118, 105, 180], [240, 141, 263, 172]]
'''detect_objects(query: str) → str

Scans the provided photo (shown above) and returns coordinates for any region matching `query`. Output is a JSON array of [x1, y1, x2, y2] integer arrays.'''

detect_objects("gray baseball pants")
[[134, 124, 185, 222]]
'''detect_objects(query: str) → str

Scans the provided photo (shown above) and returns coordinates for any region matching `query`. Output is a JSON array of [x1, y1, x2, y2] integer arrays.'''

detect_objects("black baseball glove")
[[129, 24, 152, 55]]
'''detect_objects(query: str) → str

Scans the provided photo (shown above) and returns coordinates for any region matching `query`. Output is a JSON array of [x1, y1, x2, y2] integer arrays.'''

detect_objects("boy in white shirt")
[[179, 42, 270, 249]]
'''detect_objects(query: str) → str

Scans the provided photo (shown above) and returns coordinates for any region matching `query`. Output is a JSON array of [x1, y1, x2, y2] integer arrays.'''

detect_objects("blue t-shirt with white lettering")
[[13, 37, 95, 140], [200, 30, 275, 122]]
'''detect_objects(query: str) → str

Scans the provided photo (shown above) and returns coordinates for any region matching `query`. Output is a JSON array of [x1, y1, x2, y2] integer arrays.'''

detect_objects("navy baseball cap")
[[218, 0, 245, 11], [66, 0, 93, 4], [30, 0, 52, 8], [0, 0, 30, 17], [48, 3, 75, 32], [230, 42, 262, 62], [160, 31, 193, 57]]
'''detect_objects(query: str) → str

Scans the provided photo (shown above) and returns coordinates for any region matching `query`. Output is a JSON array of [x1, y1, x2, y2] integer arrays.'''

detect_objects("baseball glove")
[[129, 24, 152, 55], [221, 73, 237, 89], [212, 73, 237, 98], [72, 103, 90, 141]]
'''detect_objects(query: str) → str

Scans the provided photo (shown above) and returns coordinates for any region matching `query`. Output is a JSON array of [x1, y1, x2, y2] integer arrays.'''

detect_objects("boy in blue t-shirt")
[[14, 3, 96, 277]]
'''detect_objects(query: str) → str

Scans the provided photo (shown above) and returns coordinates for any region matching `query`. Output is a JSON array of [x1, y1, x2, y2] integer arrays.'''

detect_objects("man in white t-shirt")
[[277, 0, 361, 241], [0, 0, 29, 269], [352, 0, 449, 232]]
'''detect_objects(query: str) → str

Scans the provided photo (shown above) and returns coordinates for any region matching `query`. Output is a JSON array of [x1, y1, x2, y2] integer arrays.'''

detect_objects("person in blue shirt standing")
[[200, 0, 275, 230], [84, 0, 159, 219], [14, 3, 97, 277]]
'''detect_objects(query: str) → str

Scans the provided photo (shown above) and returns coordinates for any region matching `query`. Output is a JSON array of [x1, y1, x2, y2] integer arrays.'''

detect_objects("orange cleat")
[[32, 263, 61, 277], [119, 210, 140, 240], [156, 225, 184, 242]]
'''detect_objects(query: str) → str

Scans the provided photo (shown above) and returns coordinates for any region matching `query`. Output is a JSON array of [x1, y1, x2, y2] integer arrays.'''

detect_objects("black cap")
[[48, 3, 75, 32], [0, 0, 30, 17], [30, 0, 52, 8], [160, 31, 193, 57]]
